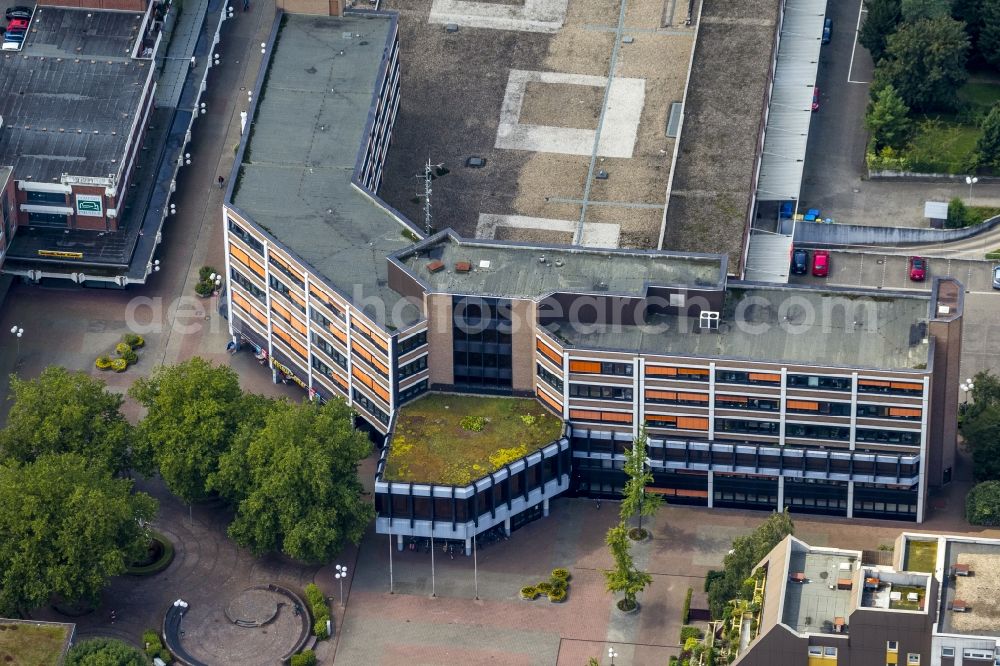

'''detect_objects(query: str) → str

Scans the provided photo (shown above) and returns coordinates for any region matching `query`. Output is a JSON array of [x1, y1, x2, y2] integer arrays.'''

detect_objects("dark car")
[[811, 250, 830, 277], [3, 30, 25, 42], [993, 264, 1000, 290], [822, 17, 832, 44], [812, 87, 820, 112], [791, 248, 808, 275], [908, 256, 926, 282], [5, 6, 31, 20]]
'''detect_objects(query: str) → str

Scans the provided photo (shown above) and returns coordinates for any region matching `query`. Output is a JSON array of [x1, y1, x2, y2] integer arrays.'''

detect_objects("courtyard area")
[[385, 394, 563, 486]]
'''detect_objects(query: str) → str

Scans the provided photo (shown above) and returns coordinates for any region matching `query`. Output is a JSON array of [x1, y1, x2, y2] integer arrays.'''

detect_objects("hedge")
[[680, 626, 703, 643], [290, 650, 317, 666], [682, 587, 693, 625]]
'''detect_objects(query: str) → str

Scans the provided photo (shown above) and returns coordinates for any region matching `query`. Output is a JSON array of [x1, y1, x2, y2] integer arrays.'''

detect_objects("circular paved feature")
[[225, 588, 279, 627]]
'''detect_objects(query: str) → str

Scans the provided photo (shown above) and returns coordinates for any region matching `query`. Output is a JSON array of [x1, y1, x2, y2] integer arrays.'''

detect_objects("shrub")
[[966, 481, 1000, 525], [115, 342, 132, 356], [199, 266, 216, 282], [682, 587, 693, 625], [547, 587, 567, 603], [158, 648, 172, 663], [290, 650, 317, 666], [122, 333, 145, 349], [551, 568, 570, 581], [680, 626, 703, 642], [550, 577, 567, 591], [142, 629, 162, 656], [460, 415, 486, 432], [194, 280, 215, 297], [111, 358, 128, 372], [95, 355, 113, 370], [313, 617, 329, 639], [669, 658, 679, 666], [520, 585, 538, 600], [536, 581, 553, 594], [704, 570, 724, 593], [304, 583, 325, 609], [948, 197, 973, 228], [119, 348, 138, 365]]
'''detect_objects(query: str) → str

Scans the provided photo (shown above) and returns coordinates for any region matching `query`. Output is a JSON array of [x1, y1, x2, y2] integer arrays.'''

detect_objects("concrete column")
[[465, 536, 472, 556], [397, 534, 404, 552], [503, 516, 511, 536], [707, 471, 714, 508], [543, 497, 550, 517], [847, 481, 854, 519], [272, 368, 279, 384], [777, 476, 785, 511]]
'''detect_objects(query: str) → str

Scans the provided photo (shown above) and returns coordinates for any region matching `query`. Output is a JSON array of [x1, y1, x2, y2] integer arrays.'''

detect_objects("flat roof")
[[782, 549, 858, 634], [939, 538, 1000, 637], [394, 233, 726, 299], [663, 0, 781, 269], [230, 12, 421, 326], [0, 8, 149, 182], [549, 284, 932, 370]]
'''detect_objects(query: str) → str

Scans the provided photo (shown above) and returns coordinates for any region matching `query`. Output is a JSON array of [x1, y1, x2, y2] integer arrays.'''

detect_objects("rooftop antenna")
[[415, 158, 444, 236]]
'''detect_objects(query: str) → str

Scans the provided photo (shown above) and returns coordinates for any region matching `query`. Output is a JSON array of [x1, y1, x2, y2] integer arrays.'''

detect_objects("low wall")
[[794, 215, 1000, 248], [868, 169, 1000, 183]]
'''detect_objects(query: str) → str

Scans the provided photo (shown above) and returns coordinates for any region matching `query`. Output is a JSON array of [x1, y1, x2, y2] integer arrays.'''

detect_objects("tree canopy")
[[966, 481, 1000, 526], [0, 367, 137, 476], [603, 523, 652, 610], [212, 398, 374, 563], [875, 17, 970, 111], [130, 357, 246, 503], [865, 84, 914, 151], [978, 0, 1000, 67], [901, 0, 951, 20], [859, 0, 902, 62], [707, 510, 794, 618], [65, 638, 147, 666], [620, 428, 662, 538], [977, 103, 1000, 169], [0, 454, 157, 615]]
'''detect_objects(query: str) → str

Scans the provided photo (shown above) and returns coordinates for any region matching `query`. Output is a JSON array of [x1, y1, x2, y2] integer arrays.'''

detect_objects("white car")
[[993, 264, 1000, 290], [2, 40, 20, 51]]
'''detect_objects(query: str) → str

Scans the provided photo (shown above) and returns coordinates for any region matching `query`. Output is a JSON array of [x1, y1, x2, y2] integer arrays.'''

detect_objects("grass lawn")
[[0, 622, 72, 666], [904, 539, 938, 574], [384, 393, 563, 486], [905, 119, 980, 173], [958, 80, 1000, 111], [888, 584, 927, 611]]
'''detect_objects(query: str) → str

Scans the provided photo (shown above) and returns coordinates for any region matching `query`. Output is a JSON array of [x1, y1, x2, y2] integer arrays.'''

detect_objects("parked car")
[[822, 17, 832, 44], [5, 18, 28, 31], [908, 256, 926, 281], [993, 264, 1000, 289], [791, 248, 809, 275], [811, 250, 830, 277], [812, 87, 820, 112], [1, 39, 20, 50], [5, 6, 32, 20], [3, 30, 25, 43]]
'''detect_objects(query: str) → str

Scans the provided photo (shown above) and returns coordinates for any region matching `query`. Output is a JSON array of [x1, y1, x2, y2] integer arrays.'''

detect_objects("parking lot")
[[789, 251, 999, 293]]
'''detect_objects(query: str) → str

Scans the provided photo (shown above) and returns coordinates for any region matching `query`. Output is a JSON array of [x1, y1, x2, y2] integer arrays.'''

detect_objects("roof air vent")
[[426, 260, 444, 273], [699, 311, 720, 331], [454, 261, 471, 273]]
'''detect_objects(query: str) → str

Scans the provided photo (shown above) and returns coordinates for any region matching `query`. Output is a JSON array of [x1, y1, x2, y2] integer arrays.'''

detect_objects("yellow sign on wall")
[[38, 250, 83, 259]]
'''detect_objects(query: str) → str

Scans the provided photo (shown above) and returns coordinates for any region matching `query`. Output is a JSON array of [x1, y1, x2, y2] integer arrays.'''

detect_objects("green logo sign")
[[78, 200, 100, 212], [76, 195, 103, 217]]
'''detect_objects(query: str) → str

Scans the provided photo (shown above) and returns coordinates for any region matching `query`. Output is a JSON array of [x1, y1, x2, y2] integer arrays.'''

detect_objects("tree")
[[865, 84, 914, 150], [211, 399, 374, 562], [130, 358, 245, 503], [947, 197, 972, 228], [962, 405, 1000, 480], [620, 428, 663, 539], [970, 369, 1000, 415], [977, 103, 1000, 170], [603, 523, 652, 612], [0, 454, 157, 615], [972, 0, 1000, 66], [65, 638, 147, 666], [966, 481, 1000, 525], [859, 0, 902, 62], [902, 0, 951, 20], [877, 17, 970, 111], [0, 367, 138, 476], [707, 511, 794, 618]]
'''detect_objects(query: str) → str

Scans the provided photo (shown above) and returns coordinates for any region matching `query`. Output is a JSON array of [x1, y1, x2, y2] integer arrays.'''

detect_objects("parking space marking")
[[857, 253, 864, 285], [880, 255, 887, 288], [848, 0, 870, 84]]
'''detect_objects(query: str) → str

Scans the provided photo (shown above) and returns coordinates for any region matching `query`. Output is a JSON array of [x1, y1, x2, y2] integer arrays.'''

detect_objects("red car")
[[812, 87, 820, 112], [811, 250, 830, 277], [909, 256, 926, 281], [5, 18, 27, 30]]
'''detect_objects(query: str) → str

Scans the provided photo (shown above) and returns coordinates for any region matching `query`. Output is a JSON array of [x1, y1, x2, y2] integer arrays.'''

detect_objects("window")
[[230, 268, 265, 303], [855, 429, 920, 446], [352, 389, 389, 425], [228, 218, 264, 254], [717, 419, 780, 435], [887, 641, 898, 653], [27, 211, 68, 227], [311, 333, 347, 368], [352, 342, 390, 378], [269, 275, 306, 313], [787, 374, 852, 391], [645, 365, 708, 380], [785, 423, 850, 441], [940, 647, 954, 657], [537, 364, 563, 392], [398, 379, 428, 404], [398, 355, 427, 379], [569, 360, 633, 376], [825, 647, 837, 657], [268, 253, 304, 288], [857, 404, 922, 420], [716, 395, 779, 411], [858, 379, 923, 396], [398, 331, 427, 355], [648, 390, 709, 406], [716, 370, 781, 386], [808, 647, 823, 656], [569, 384, 633, 401], [309, 285, 345, 321], [906, 654, 919, 665], [26, 190, 67, 204]]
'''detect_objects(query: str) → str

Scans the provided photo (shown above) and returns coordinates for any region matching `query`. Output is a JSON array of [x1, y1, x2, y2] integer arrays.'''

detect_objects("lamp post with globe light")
[[608, 647, 619, 665], [334, 564, 348, 607], [10, 325, 23, 359], [966, 175, 979, 200], [960, 378, 975, 406]]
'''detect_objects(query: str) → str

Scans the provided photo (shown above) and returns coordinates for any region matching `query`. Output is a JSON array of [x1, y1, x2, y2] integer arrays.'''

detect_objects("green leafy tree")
[[977, 103, 1000, 170], [966, 481, 1000, 525], [963, 405, 1000, 480], [877, 17, 970, 111], [620, 428, 663, 539], [865, 84, 914, 150], [212, 399, 374, 562], [970, 369, 1000, 414], [859, 0, 902, 62], [707, 511, 794, 618], [65, 638, 147, 666], [902, 0, 951, 20], [0, 367, 139, 476], [0, 454, 157, 615], [970, 0, 1000, 65], [947, 197, 972, 228], [130, 357, 245, 503], [603, 523, 653, 611]]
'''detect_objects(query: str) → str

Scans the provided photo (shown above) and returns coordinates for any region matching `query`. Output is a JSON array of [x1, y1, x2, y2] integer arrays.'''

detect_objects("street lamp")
[[608, 647, 619, 665], [10, 325, 23, 357], [334, 564, 348, 607], [966, 175, 979, 200], [960, 378, 975, 405]]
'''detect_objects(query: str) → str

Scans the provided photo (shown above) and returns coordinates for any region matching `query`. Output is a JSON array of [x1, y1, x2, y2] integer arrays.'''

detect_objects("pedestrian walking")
[[217, 175, 225, 189], [242, 0, 249, 11]]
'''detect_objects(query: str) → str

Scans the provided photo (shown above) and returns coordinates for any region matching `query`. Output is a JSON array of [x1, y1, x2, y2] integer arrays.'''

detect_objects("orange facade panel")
[[537, 340, 562, 365], [889, 407, 922, 418], [352, 366, 390, 402], [569, 360, 601, 374], [352, 342, 390, 375], [232, 292, 267, 325], [273, 325, 308, 359], [787, 400, 819, 411], [677, 416, 709, 431], [645, 366, 677, 376], [749, 372, 781, 382], [269, 252, 304, 282], [230, 244, 264, 277], [890, 382, 923, 391], [678, 392, 708, 403], [536, 388, 562, 413], [646, 390, 676, 401]]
